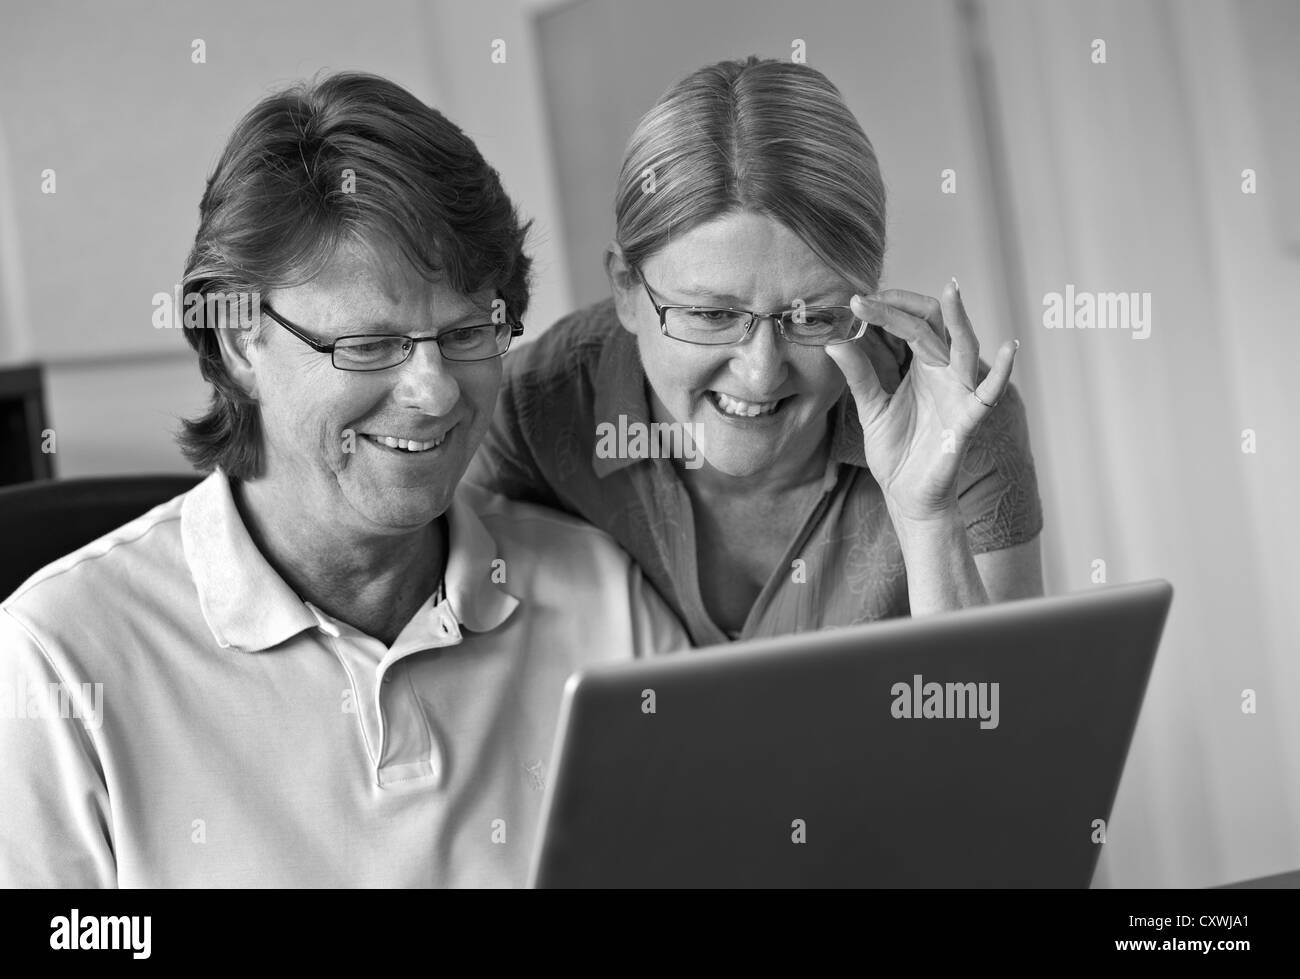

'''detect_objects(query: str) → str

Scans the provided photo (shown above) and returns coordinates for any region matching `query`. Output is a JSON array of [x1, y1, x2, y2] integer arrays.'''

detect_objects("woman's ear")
[[603, 243, 640, 336]]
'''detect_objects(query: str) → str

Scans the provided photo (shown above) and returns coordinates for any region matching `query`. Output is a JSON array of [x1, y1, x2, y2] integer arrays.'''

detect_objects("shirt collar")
[[589, 327, 870, 476], [181, 471, 519, 652], [591, 328, 652, 478], [441, 486, 520, 633]]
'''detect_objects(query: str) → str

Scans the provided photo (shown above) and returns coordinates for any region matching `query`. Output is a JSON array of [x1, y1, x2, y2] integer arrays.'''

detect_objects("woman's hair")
[[177, 70, 532, 481], [614, 56, 886, 293]]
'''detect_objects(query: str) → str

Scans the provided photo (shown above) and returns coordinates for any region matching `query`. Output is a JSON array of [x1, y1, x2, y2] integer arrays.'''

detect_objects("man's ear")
[[213, 303, 259, 400], [603, 243, 640, 336]]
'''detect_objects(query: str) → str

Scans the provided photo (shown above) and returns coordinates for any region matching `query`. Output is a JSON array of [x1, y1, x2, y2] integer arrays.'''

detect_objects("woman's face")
[[615, 211, 902, 482]]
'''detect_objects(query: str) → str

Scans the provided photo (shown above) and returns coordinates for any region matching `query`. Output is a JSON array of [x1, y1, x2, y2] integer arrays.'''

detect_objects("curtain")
[[976, 0, 1300, 887]]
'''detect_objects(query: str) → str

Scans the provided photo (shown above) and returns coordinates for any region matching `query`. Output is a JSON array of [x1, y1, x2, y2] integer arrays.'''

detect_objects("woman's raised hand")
[[824, 279, 1018, 524]]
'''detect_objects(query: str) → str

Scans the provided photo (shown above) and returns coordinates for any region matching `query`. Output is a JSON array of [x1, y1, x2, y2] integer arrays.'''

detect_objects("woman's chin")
[[694, 448, 778, 480]]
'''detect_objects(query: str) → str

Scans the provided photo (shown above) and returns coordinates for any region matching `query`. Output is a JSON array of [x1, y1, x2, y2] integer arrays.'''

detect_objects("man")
[[0, 72, 688, 887]]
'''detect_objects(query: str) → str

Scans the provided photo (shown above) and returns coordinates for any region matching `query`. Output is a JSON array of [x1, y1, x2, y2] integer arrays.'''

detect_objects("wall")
[[0, 0, 570, 476], [978, 0, 1299, 886]]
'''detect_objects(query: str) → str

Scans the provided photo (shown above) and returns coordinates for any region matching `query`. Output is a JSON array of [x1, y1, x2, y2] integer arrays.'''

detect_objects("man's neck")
[[233, 477, 448, 647]]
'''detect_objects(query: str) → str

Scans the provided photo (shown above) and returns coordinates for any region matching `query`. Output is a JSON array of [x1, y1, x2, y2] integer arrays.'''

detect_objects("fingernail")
[[951, 276, 960, 293], [1013, 338, 1021, 350]]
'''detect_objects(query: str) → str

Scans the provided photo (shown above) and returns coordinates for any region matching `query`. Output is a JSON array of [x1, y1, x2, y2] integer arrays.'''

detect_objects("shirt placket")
[[307, 600, 464, 787]]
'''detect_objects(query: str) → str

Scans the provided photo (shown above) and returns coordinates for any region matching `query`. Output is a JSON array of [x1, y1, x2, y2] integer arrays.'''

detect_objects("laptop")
[[528, 579, 1173, 888]]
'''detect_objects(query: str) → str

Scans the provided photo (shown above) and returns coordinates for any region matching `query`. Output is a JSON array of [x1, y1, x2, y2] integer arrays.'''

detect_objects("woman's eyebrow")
[[671, 284, 746, 304], [672, 283, 847, 306]]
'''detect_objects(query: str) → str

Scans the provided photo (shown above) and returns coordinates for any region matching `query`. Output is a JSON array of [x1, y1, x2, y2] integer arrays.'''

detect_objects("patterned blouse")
[[468, 299, 1044, 647]]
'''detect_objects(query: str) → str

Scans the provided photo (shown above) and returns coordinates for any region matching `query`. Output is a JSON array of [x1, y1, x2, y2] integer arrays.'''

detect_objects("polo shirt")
[[0, 470, 689, 887], [468, 299, 1045, 646]]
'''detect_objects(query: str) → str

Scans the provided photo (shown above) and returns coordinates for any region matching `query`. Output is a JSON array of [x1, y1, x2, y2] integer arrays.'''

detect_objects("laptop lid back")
[[530, 580, 1173, 887]]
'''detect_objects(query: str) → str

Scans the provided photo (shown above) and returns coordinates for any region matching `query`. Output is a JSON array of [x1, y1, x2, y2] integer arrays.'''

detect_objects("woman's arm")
[[890, 507, 988, 616], [890, 512, 1044, 617], [973, 536, 1044, 603]]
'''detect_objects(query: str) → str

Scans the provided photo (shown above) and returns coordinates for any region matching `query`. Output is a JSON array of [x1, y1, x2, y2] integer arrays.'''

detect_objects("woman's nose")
[[729, 317, 788, 393], [393, 338, 461, 415]]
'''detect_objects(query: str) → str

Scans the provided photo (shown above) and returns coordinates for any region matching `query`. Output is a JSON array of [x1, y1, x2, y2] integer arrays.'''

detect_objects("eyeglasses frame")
[[635, 268, 870, 348], [258, 301, 525, 371]]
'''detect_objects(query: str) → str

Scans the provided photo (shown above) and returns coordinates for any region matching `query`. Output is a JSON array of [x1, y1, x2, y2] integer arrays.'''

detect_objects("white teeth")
[[366, 433, 445, 452], [712, 392, 780, 417]]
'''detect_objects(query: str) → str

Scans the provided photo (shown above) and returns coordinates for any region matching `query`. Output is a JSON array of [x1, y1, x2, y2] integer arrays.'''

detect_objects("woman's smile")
[[706, 390, 790, 418]]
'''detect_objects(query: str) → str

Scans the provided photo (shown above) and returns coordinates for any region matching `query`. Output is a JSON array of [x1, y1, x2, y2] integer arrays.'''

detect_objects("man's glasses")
[[637, 270, 869, 347], [259, 303, 525, 371]]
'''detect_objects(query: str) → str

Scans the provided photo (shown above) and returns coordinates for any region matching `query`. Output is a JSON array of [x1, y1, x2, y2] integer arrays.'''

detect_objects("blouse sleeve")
[[956, 368, 1045, 554], [465, 343, 566, 513]]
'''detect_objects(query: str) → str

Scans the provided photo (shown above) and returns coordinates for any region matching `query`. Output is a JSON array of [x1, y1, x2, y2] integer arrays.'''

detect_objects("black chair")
[[0, 474, 201, 599]]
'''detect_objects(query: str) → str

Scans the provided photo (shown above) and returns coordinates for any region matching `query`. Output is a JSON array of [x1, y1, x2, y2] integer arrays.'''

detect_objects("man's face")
[[244, 241, 502, 536]]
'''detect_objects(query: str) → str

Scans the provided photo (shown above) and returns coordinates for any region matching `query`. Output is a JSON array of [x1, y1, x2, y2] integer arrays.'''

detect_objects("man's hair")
[[177, 71, 532, 480]]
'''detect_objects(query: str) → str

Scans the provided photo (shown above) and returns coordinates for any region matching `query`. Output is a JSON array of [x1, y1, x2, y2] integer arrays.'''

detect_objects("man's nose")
[[729, 316, 789, 393], [393, 338, 460, 414]]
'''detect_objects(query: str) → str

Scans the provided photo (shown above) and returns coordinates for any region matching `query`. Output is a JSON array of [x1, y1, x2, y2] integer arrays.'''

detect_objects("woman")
[[470, 57, 1044, 646]]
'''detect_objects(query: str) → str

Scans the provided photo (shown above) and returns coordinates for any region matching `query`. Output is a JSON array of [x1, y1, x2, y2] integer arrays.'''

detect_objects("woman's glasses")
[[637, 271, 868, 347]]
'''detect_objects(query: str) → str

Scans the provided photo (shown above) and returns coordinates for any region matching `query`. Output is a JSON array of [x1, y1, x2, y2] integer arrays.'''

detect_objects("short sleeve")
[[0, 609, 116, 887], [466, 346, 565, 513], [956, 373, 1045, 555]]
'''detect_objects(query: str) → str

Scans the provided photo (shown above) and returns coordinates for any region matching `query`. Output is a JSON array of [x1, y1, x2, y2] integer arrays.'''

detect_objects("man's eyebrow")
[[344, 305, 496, 334]]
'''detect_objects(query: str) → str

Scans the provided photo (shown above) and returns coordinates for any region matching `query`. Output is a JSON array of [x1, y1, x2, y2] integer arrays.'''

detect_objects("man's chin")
[[345, 484, 453, 532]]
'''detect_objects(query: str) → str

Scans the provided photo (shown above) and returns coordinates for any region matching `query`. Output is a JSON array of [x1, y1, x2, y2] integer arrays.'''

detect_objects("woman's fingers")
[[824, 336, 887, 423], [851, 293, 950, 367], [972, 341, 1019, 409], [937, 279, 980, 384], [847, 281, 1018, 415]]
